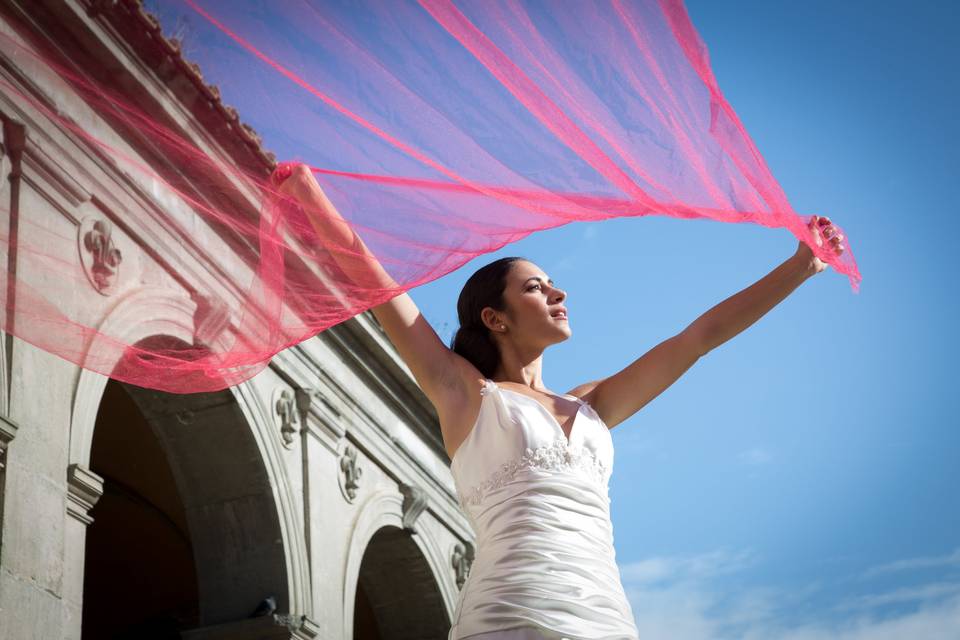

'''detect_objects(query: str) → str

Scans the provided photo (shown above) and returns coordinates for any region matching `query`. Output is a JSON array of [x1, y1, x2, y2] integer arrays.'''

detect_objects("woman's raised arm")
[[584, 215, 845, 429], [274, 164, 481, 434]]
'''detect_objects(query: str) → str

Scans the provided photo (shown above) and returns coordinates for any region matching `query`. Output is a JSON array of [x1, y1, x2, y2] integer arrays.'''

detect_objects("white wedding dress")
[[448, 378, 639, 640]]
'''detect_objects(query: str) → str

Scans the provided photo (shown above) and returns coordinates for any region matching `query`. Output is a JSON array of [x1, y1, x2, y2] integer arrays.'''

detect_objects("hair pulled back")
[[450, 256, 525, 379]]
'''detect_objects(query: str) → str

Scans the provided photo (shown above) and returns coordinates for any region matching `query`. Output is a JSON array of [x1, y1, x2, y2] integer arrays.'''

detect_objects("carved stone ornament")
[[272, 387, 299, 448], [399, 481, 428, 533], [451, 541, 475, 590], [77, 216, 123, 295], [0, 415, 18, 473], [293, 387, 315, 429], [337, 443, 363, 503], [191, 291, 232, 348], [66, 463, 104, 526]]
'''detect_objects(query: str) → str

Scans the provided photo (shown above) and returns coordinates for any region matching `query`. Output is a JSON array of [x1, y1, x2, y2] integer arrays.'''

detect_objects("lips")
[[550, 307, 568, 320]]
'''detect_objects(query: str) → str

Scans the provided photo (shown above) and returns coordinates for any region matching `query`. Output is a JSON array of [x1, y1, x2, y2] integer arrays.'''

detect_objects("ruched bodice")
[[448, 379, 639, 640]]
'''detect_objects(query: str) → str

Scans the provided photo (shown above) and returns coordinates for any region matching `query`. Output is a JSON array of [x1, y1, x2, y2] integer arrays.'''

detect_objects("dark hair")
[[450, 256, 526, 378]]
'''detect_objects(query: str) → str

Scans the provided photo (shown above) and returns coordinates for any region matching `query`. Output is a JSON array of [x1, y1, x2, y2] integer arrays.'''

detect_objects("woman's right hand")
[[272, 163, 346, 226], [271, 162, 390, 290]]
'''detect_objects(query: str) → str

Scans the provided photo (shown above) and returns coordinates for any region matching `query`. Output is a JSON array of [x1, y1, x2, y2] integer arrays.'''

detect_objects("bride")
[[273, 162, 844, 640]]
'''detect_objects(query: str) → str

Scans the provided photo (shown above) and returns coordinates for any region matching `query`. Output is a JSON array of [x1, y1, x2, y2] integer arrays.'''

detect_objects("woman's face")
[[485, 260, 571, 349]]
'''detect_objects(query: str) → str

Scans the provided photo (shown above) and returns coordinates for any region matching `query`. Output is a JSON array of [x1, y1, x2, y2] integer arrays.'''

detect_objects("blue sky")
[[153, 1, 959, 636]]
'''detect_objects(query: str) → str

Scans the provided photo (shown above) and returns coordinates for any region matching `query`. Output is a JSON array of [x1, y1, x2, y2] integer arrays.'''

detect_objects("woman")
[[274, 163, 844, 640]]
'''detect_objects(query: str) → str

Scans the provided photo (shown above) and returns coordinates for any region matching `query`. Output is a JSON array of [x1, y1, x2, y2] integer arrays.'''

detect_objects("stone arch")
[[116, 358, 290, 624], [69, 286, 197, 466], [411, 519, 463, 614], [68, 286, 303, 626], [82, 377, 201, 637], [344, 489, 451, 639]]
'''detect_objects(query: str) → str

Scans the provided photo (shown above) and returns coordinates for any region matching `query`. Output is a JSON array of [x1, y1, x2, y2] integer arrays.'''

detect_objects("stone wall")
[[0, 2, 474, 638]]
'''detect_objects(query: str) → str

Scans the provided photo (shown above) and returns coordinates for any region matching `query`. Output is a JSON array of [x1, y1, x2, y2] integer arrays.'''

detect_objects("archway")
[[353, 526, 449, 640], [82, 378, 199, 639], [82, 334, 291, 637]]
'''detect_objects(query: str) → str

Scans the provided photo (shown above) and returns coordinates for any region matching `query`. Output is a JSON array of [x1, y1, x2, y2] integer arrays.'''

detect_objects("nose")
[[551, 286, 566, 303]]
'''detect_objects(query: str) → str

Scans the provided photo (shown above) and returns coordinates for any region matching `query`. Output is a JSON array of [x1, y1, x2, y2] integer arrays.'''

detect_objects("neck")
[[493, 347, 546, 390]]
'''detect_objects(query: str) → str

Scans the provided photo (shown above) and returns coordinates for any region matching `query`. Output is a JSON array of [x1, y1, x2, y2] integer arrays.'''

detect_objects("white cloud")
[[835, 581, 960, 611], [752, 594, 960, 640], [619, 548, 756, 585], [618, 549, 960, 640], [860, 547, 960, 579], [620, 549, 771, 640]]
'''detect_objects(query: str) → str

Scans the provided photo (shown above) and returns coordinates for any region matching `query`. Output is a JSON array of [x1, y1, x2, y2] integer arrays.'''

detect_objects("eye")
[[527, 284, 541, 291]]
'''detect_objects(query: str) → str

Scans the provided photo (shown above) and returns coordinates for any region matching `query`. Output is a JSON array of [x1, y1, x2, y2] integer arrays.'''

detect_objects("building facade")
[[0, 1, 473, 638]]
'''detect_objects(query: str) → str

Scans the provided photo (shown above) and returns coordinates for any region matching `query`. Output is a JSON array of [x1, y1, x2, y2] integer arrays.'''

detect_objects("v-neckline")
[[487, 379, 585, 446]]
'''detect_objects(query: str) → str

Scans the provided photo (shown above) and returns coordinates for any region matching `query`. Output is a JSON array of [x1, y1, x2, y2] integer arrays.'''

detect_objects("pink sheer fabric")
[[0, 0, 859, 394]]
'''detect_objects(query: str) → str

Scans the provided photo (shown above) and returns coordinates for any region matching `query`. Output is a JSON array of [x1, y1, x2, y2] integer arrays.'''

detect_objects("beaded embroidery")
[[459, 436, 608, 506]]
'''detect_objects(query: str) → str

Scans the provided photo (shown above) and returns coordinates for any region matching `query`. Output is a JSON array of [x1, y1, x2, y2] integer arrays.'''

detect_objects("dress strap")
[[480, 377, 493, 396], [562, 392, 586, 406]]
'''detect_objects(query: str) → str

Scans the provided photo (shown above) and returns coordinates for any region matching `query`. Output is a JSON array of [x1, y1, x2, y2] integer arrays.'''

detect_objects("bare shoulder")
[[564, 377, 606, 406]]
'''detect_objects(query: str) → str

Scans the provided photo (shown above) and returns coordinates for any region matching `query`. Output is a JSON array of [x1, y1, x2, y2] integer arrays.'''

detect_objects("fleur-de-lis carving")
[[274, 388, 298, 446], [340, 445, 362, 502], [81, 219, 122, 293]]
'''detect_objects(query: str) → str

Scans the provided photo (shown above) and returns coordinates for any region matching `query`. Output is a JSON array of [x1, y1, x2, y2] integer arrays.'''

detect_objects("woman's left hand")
[[796, 215, 845, 275]]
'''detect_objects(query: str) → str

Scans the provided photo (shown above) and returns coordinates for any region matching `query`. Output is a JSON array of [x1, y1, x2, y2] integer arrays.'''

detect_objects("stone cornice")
[[66, 463, 103, 526], [327, 316, 442, 446], [0, 414, 17, 447], [82, 0, 275, 172], [0, 414, 16, 472]]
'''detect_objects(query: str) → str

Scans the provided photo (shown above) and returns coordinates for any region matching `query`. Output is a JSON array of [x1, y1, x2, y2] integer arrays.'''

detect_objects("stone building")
[[0, 1, 473, 638]]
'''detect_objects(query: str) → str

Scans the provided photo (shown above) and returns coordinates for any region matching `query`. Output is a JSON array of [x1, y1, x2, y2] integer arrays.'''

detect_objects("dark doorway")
[[353, 526, 449, 640], [82, 379, 199, 639]]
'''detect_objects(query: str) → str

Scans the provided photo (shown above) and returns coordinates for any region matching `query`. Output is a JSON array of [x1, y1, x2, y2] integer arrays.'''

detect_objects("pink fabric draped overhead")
[[0, 0, 859, 394]]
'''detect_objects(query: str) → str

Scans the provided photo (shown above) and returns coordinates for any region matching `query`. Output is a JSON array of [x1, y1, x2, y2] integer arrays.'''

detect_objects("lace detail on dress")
[[459, 436, 608, 506]]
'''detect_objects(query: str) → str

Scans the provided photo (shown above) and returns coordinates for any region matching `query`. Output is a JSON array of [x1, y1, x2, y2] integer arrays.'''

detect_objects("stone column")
[[62, 463, 104, 640], [1, 119, 25, 405], [0, 414, 17, 554], [306, 392, 349, 637], [0, 119, 25, 543]]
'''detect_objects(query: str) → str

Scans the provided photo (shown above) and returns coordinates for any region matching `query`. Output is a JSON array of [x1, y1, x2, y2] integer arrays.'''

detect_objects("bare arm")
[[276, 166, 480, 429], [586, 216, 844, 428]]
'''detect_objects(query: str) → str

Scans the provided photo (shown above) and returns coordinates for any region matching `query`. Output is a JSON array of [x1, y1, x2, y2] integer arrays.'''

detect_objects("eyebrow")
[[523, 276, 554, 287]]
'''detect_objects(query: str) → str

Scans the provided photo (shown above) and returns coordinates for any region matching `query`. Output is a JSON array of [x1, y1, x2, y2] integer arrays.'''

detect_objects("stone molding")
[[190, 291, 232, 349], [22, 134, 91, 210], [399, 481, 428, 533], [69, 286, 197, 466], [182, 613, 320, 640], [451, 541, 476, 591], [66, 463, 104, 526], [0, 414, 17, 472], [294, 384, 346, 454]]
